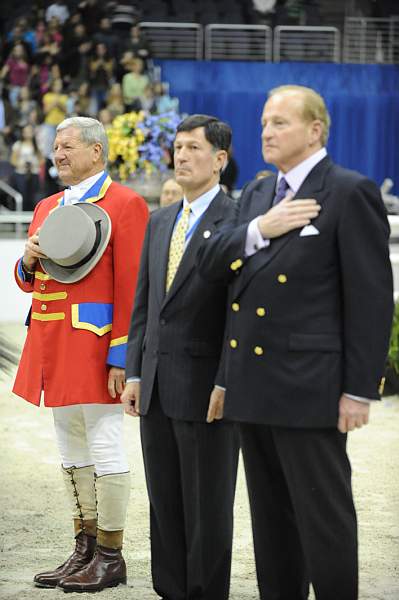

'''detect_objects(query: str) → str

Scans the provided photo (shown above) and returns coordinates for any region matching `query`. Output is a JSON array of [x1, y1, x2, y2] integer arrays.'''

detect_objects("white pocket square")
[[299, 224, 320, 237]]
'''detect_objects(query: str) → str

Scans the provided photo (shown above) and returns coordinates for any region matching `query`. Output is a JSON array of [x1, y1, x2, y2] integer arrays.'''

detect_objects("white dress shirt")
[[63, 171, 105, 205]]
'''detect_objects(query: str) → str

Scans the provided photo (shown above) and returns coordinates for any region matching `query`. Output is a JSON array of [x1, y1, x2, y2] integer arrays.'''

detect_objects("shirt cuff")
[[344, 393, 371, 404], [126, 377, 141, 383], [245, 217, 270, 257], [214, 384, 226, 391]]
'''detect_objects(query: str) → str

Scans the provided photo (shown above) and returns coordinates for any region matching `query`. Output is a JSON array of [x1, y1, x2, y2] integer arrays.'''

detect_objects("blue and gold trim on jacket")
[[108, 335, 128, 369], [17, 258, 29, 284], [59, 172, 112, 206]]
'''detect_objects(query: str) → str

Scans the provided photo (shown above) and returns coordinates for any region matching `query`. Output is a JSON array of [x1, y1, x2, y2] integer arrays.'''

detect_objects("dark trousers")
[[240, 424, 358, 600], [140, 385, 239, 600]]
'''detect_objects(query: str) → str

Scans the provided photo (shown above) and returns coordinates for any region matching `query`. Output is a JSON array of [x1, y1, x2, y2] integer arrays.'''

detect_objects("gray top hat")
[[39, 203, 112, 283]]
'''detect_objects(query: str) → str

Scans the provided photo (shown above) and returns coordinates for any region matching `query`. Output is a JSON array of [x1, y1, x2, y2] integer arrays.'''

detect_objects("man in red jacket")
[[13, 116, 149, 593]]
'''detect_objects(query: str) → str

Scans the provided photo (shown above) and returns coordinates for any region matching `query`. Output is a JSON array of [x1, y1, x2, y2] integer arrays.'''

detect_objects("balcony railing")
[[137, 18, 398, 63], [273, 26, 341, 63], [343, 17, 399, 64], [140, 22, 203, 60], [204, 24, 272, 61]]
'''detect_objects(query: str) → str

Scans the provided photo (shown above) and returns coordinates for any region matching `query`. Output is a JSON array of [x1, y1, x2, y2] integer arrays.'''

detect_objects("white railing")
[[343, 17, 399, 64], [0, 180, 24, 235], [273, 26, 341, 63], [0, 180, 23, 212], [205, 24, 272, 61], [140, 22, 203, 60]]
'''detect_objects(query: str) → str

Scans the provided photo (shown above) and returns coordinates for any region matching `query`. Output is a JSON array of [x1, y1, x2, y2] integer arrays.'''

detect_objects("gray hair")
[[56, 117, 109, 164]]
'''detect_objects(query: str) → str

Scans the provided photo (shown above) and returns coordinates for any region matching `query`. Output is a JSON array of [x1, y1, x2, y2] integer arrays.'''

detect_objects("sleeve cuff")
[[107, 338, 128, 368], [344, 393, 372, 404], [245, 217, 270, 257], [17, 258, 34, 283]]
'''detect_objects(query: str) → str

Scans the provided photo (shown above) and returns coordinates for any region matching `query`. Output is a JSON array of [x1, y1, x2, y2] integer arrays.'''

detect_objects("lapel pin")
[[203, 230, 211, 239]]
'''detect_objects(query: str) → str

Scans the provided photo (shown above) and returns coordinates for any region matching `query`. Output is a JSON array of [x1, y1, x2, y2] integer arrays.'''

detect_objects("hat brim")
[[40, 203, 112, 284]]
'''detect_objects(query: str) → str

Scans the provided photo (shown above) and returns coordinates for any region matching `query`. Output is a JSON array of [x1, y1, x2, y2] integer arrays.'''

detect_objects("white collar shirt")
[[63, 170, 105, 205]]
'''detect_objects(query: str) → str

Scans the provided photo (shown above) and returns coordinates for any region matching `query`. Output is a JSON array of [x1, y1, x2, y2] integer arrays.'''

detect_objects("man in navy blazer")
[[122, 115, 239, 600], [198, 86, 393, 600]]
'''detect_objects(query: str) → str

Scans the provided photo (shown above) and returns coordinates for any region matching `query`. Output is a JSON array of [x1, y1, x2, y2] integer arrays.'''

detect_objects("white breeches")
[[52, 404, 129, 476]]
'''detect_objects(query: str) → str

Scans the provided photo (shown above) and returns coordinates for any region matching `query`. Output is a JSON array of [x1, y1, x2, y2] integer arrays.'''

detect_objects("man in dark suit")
[[121, 115, 239, 600], [197, 85, 393, 600]]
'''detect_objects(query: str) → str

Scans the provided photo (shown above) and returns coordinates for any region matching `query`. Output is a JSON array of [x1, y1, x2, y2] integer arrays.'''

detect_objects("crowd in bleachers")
[[0, 1, 181, 210], [0, 0, 396, 210]]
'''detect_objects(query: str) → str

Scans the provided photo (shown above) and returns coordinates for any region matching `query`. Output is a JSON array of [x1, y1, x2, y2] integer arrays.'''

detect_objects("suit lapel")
[[235, 156, 332, 297], [241, 176, 276, 223], [156, 202, 182, 305], [162, 191, 227, 307]]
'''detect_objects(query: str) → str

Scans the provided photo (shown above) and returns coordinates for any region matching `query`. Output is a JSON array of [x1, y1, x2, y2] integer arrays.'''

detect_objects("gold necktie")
[[166, 205, 191, 292]]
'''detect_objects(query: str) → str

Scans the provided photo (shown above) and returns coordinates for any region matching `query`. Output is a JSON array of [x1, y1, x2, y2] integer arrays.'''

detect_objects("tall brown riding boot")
[[58, 472, 130, 593], [57, 535, 127, 593], [33, 465, 97, 588], [33, 527, 97, 588]]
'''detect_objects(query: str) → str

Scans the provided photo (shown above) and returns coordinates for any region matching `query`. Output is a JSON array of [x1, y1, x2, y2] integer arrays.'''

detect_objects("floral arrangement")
[[107, 110, 182, 181]]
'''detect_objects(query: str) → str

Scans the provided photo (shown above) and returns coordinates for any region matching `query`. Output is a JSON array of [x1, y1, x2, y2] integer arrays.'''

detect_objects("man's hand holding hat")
[[23, 228, 48, 274]]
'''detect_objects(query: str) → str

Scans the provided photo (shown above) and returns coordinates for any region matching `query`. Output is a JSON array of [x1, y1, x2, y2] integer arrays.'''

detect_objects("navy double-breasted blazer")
[[198, 156, 394, 427]]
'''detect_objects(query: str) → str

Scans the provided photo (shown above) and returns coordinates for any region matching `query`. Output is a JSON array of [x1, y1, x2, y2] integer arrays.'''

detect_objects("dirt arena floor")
[[0, 324, 398, 600]]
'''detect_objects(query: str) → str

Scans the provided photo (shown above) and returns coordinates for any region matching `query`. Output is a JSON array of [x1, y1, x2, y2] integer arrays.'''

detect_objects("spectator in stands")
[[35, 30, 61, 71], [61, 10, 83, 42], [10, 124, 42, 210], [29, 55, 61, 101], [249, 0, 278, 26], [98, 107, 114, 130], [3, 22, 33, 60], [153, 81, 179, 114], [78, 0, 106, 35], [59, 23, 92, 86], [89, 43, 115, 115], [276, 0, 305, 25], [159, 176, 183, 207], [72, 82, 92, 116], [43, 78, 68, 126], [11, 17, 37, 55], [118, 24, 151, 69], [47, 16, 64, 48], [122, 57, 149, 111], [0, 84, 16, 157], [116, 50, 133, 82], [93, 17, 119, 59], [105, 82, 125, 119], [16, 86, 38, 128], [0, 42, 31, 107], [45, 1, 70, 25], [220, 146, 239, 195], [42, 77, 68, 155], [140, 83, 156, 112], [35, 18, 47, 47]]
